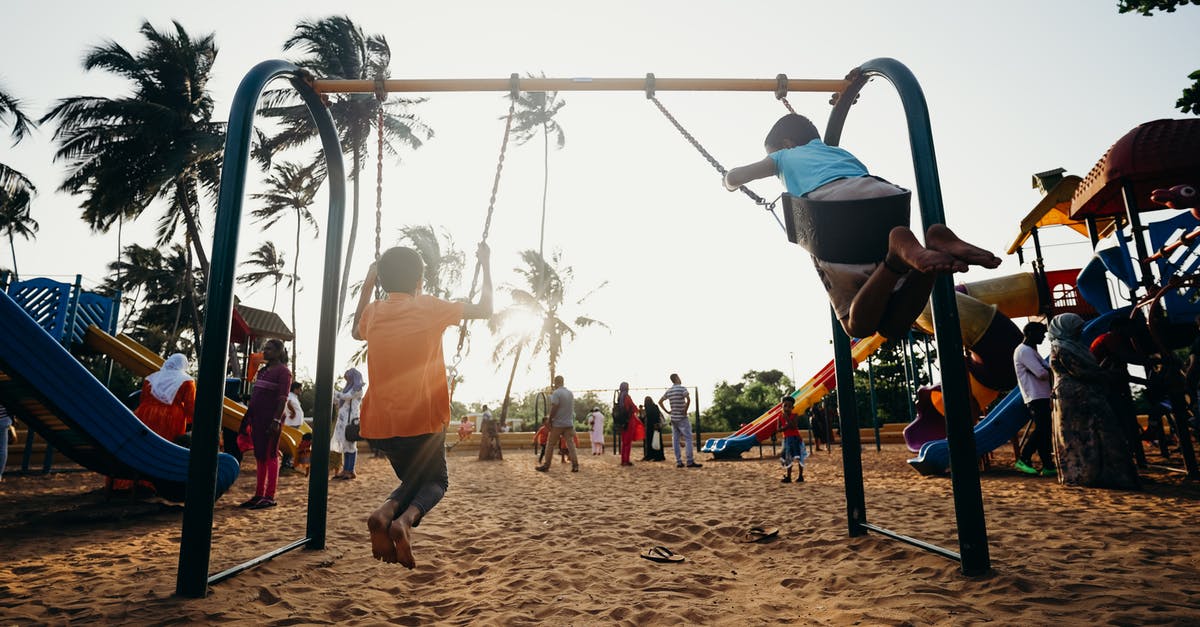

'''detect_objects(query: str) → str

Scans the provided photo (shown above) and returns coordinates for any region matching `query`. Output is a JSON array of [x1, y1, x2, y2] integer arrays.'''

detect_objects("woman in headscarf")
[[239, 338, 293, 509], [616, 382, 643, 466], [331, 367, 365, 480], [111, 353, 197, 492], [641, 396, 666, 461], [137, 353, 196, 444], [1048, 313, 1140, 489]]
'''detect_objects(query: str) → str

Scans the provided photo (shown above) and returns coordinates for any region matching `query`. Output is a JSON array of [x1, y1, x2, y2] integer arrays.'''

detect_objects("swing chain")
[[374, 76, 390, 262], [776, 73, 797, 114], [448, 96, 518, 396], [646, 87, 768, 206], [646, 83, 785, 232]]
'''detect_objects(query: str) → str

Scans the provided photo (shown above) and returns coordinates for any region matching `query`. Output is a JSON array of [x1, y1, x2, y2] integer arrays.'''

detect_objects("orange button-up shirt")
[[358, 293, 464, 438]]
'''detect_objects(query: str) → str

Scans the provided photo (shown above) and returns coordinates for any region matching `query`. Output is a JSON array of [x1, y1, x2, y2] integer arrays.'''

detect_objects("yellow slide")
[[83, 326, 308, 459]]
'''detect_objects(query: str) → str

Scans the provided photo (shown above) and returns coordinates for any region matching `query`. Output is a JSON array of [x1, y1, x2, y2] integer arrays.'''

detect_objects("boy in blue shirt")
[[725, 114, 999, 339]]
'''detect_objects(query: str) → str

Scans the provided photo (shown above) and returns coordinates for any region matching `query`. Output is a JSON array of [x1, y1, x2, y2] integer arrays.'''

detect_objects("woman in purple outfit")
[[239, 338, 293, 509]]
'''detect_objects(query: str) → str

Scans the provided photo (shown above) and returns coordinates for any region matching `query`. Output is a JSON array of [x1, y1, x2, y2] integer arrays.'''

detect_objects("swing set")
[[177, 57, 990, 598]]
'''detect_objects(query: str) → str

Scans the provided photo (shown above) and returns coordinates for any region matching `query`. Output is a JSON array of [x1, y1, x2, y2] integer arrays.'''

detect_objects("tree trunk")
[[498, 343, 525, 424], [184, 242, 204, 357], [176, 179, 211, 281], [536, 124, 550, 300], [337, 141, 363, 326], [7, 231, 17, 282], [489, 343, 526, 462], [292, 211, 301, 372]]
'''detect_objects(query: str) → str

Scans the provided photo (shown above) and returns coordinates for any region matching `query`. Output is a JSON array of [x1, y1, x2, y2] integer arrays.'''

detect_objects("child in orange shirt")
[[558, 432, 580, 464], [534, 424, 549, 463], [295, 433, 313, 477], [353, 244, 492, 569]]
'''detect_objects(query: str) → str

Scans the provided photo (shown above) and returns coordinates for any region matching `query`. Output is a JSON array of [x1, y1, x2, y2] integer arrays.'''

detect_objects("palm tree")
[[258, 15, 433, 325], [0, 187, 37, 281], [397, 224, 464, 300], [489, 249, 606, 423], [41, 20, 224, 281], [0, 83, 38, 281], [508, 76, 566, 292], [238, 242, 293, 312], [104, 243, 202, 355], [250, 161, 322, 365]]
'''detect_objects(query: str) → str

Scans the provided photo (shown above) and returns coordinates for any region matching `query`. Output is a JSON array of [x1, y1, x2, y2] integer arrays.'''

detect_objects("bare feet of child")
[[924, 224, 1001, 269], [368, 501, 401, 563], [888, 226, 965, 274], [390, 511, 418, 569]]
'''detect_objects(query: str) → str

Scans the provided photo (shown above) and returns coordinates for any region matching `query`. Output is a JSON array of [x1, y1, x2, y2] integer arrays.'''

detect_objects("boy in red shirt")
[[778, 395, 808, 483], [353, 244, 492, 569]]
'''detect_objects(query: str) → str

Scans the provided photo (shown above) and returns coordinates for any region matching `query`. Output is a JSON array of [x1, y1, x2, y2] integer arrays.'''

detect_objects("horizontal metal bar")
[[859, 522, 961, 562], [312, 77, 849, 95], [207, 537, 311, 586]]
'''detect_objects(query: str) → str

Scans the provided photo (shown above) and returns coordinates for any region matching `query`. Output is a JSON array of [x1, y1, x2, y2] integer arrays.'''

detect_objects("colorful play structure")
[[0, 275, 310, 494], [910, 120, 1200, 478], [0, 276, 240, 499], [711, 119, 1200, 485]]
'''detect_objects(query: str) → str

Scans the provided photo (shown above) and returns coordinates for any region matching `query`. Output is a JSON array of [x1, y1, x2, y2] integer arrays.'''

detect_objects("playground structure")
[[910, 119, 1200, 477], [0, 275, 309, 489], [702, 334, 887, 458], [170, 57, 994, 597], [0, 277, 241, 499]]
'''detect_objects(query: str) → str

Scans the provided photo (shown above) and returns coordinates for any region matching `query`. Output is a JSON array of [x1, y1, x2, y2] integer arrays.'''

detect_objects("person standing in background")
[[536, 375, 578, 473], [587, 406, 606, 455], [659, 374, 700, 468], [331, 368, 365, 480]]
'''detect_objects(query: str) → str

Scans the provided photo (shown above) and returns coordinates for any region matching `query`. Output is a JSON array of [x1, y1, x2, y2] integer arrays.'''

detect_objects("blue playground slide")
[[0, 290, 239, 501], [907, 308, 1127, 476]]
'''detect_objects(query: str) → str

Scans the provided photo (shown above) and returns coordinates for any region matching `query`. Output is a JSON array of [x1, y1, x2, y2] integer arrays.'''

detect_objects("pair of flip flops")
[[639, 546, 685, 563], [742, 526, 779, 543]]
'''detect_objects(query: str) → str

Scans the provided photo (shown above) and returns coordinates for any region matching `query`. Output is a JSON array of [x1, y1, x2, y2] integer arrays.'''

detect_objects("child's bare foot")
[[390, 515, 416, 569], [368, 500, 402, 563], [888, 226, 964, 274], [925, 224, 1001, 269]]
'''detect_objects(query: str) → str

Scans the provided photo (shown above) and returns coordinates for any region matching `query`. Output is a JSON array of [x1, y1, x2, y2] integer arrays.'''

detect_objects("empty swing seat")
[[782, 189, 912, 264]]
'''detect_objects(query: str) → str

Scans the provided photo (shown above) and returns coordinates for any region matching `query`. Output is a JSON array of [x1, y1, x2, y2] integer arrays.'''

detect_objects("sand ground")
[[1, 442, 1199, 625]]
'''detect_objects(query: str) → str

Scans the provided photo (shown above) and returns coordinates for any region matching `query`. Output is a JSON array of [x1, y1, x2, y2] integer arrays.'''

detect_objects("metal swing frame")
[[177, 57, 989, 598]]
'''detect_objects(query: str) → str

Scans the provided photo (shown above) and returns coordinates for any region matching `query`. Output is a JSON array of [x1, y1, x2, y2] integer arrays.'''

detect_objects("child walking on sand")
[[724, 114, 1000, 339], [778, 395, 807, 483], [353, 244, 492, 569]]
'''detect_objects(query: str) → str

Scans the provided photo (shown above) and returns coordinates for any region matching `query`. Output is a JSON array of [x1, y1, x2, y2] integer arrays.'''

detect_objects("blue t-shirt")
[[769, 139, 868, 196]]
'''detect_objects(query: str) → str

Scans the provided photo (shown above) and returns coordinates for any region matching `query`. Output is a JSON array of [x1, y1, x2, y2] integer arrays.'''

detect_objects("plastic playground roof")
[[1007, 175, 1117, 255], [1070, 118, 1200, 219]]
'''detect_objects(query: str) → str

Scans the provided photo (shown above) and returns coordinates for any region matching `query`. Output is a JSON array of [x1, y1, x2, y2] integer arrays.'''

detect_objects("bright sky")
[[2, 1, 1197, 410]]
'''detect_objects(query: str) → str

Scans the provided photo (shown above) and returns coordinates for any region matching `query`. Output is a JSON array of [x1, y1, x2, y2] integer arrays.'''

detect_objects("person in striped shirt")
[[658, 374, 701, 468]]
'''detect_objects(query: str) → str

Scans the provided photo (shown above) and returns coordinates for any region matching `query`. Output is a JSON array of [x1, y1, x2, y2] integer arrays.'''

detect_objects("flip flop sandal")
[[640, 546, 685, 563], [743, 526, 780, 543]]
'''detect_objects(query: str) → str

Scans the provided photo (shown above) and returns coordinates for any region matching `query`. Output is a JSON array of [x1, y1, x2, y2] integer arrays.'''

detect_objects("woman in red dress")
[[112, 353, 195, 492], [617, 382, 643, 466], [136, 353, 196, 443]]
